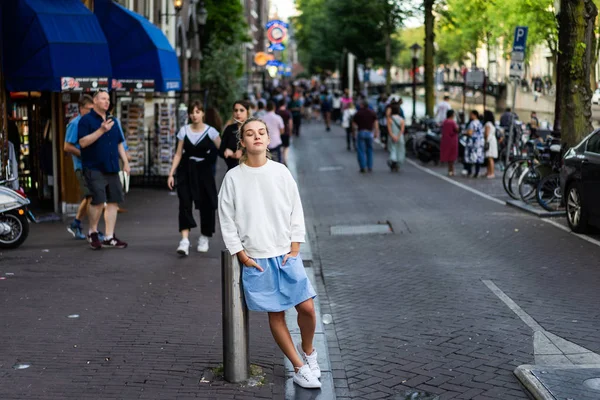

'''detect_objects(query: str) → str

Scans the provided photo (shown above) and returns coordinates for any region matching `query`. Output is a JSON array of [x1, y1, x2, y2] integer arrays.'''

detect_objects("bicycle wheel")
[[503, 159, 528, 200], [518, 165, 541, 203], [536, 173, 564, 211]]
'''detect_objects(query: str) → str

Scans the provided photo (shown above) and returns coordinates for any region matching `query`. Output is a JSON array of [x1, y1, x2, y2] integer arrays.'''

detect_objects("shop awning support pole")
[[51, 94, 59, 214], [222, 250, 249, 383]]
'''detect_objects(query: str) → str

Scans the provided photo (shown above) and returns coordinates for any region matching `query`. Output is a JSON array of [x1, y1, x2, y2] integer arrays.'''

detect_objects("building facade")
[[243, 0, 270, 93]]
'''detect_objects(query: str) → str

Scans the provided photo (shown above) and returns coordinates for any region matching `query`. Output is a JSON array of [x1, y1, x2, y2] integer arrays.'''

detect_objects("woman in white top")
[[218, 118, 321, 389], [342, 102, 357, 151], [483, 110, 498, 179], [167, 101, 221, 256]]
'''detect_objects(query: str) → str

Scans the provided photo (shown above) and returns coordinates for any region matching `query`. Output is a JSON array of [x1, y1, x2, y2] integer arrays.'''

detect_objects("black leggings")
[[346, 127, 356, 149], [177, 184, 215, 237]]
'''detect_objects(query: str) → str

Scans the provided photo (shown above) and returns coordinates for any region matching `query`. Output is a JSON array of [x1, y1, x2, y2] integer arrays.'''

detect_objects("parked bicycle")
[[502, 135, 564, 211]]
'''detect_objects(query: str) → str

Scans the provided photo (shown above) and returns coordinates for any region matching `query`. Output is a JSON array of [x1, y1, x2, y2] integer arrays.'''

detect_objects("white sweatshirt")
[[218, 160, 306, 258]]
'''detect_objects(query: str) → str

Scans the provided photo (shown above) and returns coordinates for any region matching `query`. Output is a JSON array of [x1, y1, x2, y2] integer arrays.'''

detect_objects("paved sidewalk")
[[0, 187, 285, 399]]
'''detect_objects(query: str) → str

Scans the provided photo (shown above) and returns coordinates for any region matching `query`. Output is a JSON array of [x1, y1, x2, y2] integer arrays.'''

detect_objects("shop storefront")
[[95, 0, 182, 188], [1, 0, 113, 215]]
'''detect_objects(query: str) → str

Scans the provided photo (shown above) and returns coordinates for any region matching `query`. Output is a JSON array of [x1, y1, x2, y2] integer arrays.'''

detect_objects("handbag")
[[119, 171, 130, 194]]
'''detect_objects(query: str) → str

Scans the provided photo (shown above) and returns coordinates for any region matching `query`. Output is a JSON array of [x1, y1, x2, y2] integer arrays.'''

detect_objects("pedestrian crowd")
[[62, 85, 323, 390], [439, 106, 500, 179]]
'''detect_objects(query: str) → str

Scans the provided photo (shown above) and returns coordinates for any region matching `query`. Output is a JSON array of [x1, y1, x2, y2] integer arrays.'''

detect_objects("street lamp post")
[[160, 0, 183, 23], [410, 43, 422, 125], [552, 0, 561, 138]]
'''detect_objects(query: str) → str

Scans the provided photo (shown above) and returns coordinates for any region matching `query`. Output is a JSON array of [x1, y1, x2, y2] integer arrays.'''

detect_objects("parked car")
[[592, 89, 600, 105], [560, 129, 600, 233]]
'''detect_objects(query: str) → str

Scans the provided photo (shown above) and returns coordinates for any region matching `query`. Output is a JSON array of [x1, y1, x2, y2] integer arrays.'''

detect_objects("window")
[[586, 132, 600, 154]]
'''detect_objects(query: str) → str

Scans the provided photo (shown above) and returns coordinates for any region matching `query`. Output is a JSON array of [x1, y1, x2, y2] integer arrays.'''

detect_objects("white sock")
[[105, 236, 113, 241]]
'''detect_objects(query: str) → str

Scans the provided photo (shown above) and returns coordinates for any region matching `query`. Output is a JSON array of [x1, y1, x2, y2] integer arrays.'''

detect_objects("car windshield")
[[576, 130, 599, 152]]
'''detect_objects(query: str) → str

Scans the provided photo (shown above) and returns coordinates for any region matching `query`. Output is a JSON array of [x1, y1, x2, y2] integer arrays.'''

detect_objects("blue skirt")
[[242, 255, 316, 312]]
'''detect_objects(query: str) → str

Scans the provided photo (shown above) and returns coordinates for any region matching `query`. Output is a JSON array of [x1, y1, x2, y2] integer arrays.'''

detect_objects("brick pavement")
[[0, 187, 285, 399], [293, 121, 600, 399]]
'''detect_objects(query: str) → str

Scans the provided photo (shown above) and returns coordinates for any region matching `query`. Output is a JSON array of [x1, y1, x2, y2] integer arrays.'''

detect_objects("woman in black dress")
[[219, 100, 251, 171], [167, 101, 221, 256]]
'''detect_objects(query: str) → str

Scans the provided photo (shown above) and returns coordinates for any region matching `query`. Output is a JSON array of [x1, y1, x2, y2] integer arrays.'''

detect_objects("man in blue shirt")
[[78, 90, 130, 250], [64, 95, 94, 240]]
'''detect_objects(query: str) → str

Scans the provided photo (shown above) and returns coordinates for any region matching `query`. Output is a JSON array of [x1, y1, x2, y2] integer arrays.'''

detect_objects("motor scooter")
[[0, 178, 35, 249], [417, 129, 441, 164]]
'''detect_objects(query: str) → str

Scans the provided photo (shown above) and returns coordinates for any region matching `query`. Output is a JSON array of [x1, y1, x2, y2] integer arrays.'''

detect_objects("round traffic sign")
[[267, 24, 287, 44]]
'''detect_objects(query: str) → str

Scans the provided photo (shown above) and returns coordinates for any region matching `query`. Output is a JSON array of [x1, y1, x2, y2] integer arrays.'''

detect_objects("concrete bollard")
[[221, 250, 249, 383]]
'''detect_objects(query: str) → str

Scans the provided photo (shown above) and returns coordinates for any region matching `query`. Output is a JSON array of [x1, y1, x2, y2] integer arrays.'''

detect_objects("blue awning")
[[1, 0, 112, 92], [95, 1, 182, 92]]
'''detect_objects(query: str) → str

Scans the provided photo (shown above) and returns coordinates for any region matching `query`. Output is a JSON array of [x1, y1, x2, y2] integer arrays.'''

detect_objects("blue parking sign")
[[512, 26, 528, 52]]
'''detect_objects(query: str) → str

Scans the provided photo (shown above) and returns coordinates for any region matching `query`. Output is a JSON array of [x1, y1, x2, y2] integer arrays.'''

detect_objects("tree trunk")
[[424, 0, 435, 117], [340, 49, 348, 91], [385, 32, 392, 95], [592, 32, 600, 89], [558, 0, 598, 148]]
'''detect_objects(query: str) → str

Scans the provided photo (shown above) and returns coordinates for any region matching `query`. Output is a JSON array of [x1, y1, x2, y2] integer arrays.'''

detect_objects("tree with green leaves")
[[294, 0, 340, 74], [191, 0, 249, 118], [295, 0, 404, 92], [396, 27, 425, 69], [437, 0, 492, 66], [378, 0, 409, 93]]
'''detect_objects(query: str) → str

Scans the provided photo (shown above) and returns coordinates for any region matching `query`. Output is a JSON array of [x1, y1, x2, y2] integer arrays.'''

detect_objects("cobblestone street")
[[293, 121, 600, 399], [4, 121, 600, 400]]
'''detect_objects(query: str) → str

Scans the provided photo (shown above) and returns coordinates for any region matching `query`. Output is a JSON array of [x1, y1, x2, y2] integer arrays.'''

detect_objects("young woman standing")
[[342, 102, 357, 151], [218, 118, 321, 389], [462, 110, 485, 178], [440, 109, 460, 176], [386, 103, 405, 172], [219, 100, 250, 171], [167, 101, 221, 256], [483, 110, 498, 178]]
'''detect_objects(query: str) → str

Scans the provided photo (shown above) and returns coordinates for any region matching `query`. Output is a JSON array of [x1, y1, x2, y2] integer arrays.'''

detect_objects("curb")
[[514, 365, 556, 400], [514, 364, 600, 400], [506, 199, 566, 218], [284, 146, 336, 399]]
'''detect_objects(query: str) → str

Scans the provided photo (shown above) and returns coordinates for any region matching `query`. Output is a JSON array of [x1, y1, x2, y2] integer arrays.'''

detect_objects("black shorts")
[[281, 134, 290, 148], [84, 169, 124, 205], [75, 169, 92, 199]]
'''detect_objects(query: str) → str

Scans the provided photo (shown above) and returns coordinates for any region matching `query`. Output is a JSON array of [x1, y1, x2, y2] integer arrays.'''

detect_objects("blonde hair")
[[237, 117, 272, 165]]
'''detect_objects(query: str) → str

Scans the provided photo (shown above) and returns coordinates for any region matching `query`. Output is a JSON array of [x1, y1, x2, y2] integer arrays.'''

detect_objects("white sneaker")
[[197, 235, 209, 253], [177, 239, 190, 256], [297, 342, 321, 378], [293, 364, 321, 389]]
